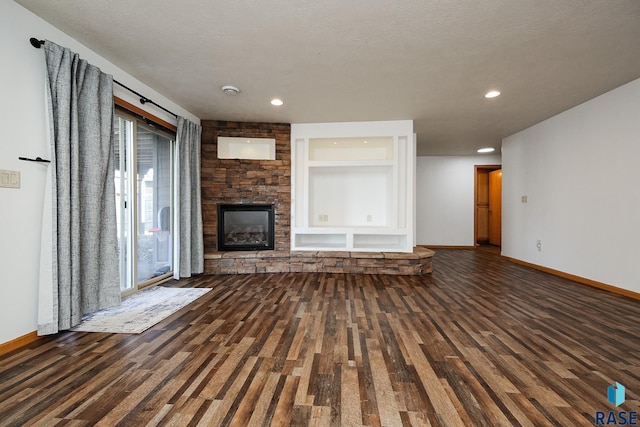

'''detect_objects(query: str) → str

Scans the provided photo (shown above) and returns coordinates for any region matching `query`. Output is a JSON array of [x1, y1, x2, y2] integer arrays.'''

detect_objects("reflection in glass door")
[[135, 125, 173, 284], [114, 114, 175, 293]]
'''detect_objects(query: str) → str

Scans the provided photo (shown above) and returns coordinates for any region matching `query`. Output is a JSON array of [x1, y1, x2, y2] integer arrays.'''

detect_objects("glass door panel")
[[114, 113, 175, 293], [136, 125, 173, 285]]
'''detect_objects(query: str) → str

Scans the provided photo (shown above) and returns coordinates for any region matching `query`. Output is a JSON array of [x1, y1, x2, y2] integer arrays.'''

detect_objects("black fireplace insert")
[[217, 204, 275, 251]]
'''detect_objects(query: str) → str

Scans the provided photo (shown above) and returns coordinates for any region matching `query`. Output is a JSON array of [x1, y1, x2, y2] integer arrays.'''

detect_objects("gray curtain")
[[38, 41, 121, 335], [174, 116, 204, 278]]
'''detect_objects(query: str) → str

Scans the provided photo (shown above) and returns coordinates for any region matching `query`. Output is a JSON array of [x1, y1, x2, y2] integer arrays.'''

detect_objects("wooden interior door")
[[476, 171, 490, 242], [488, 169, 502, 246]]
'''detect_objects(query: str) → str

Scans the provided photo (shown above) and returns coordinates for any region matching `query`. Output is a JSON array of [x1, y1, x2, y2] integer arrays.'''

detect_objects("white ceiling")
[[16, 0, 640, 155]]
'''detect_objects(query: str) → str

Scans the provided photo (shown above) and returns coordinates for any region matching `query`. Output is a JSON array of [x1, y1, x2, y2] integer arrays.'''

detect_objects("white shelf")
[[217, 136, 275, 160], [294, 233, 347, 249], [353, 234, 407, 250], [292, 232, 409, 252], [309, 137, 393, 161], [308, 160, 394, 168]]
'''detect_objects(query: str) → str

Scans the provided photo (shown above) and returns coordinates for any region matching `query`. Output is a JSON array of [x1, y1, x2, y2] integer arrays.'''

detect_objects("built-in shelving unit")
[[291, 121, 415, 252]]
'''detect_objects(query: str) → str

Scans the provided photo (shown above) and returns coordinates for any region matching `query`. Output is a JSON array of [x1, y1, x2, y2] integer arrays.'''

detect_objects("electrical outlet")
[[521, 195, 528, 203], [536, 240, 542, 252], [366, 214, 372, 222]]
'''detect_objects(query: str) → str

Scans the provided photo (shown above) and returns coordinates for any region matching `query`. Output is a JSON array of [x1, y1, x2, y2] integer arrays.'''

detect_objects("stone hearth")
[[204, 247, 435, 276]]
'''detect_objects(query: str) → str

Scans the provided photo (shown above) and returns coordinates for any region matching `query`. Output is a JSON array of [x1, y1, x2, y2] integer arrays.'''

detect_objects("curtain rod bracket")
[[30, 38, 44, 48], [19, 156, 51, 163]]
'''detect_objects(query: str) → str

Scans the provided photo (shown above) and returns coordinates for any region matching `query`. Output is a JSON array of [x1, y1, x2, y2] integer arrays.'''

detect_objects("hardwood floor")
[[1, 248, 639, 426]]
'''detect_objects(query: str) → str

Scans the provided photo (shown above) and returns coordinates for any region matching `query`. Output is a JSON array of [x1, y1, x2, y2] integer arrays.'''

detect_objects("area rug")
[[71, 286, 212, 334]]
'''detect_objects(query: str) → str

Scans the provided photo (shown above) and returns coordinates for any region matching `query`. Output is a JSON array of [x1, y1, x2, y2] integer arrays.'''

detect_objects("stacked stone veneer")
[[204, 247, 435, 275], [200, 120, 291, 253], [200, 120, 434, 275]]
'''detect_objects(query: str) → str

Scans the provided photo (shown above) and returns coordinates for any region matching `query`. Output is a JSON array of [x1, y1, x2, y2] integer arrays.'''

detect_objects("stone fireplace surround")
[[201, 120, 433, 275], [201, 120, 291, 253]]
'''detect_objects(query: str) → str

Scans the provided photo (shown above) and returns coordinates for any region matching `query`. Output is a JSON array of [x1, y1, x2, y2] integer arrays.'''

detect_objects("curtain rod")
[[30, 37, 178, 119]]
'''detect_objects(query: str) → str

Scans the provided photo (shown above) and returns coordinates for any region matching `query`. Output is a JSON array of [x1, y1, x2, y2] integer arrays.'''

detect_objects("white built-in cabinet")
[[291, 121, 415, 252]]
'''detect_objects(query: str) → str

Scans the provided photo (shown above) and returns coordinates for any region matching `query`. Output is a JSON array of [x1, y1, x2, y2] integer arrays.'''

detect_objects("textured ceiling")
[[15, 0, 640, 155]]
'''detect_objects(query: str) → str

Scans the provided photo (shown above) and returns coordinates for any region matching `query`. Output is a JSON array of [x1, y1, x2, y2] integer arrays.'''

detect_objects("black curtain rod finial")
[[30, 38, 45, 48]]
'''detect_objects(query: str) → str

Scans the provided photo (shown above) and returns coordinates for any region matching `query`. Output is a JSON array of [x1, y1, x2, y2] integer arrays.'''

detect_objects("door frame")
[[474, 164, 502, 246]]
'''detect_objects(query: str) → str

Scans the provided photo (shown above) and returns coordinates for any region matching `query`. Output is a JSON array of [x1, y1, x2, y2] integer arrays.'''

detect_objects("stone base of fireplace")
[[204, 246, 435, 275]]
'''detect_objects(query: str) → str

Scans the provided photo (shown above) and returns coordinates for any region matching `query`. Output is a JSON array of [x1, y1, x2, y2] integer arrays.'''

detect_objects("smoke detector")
[[221, 85, 240, 95]]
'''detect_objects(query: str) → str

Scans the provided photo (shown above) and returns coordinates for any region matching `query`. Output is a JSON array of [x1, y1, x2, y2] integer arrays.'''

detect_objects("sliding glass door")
[[114, 113, 175, 293]]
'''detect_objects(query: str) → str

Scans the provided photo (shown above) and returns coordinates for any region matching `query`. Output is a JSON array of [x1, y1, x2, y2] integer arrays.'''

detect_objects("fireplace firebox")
[[217, 204, 275, 251]]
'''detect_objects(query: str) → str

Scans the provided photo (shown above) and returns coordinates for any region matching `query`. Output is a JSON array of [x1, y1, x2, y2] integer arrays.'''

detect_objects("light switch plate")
[[0, 169, 20, 189]]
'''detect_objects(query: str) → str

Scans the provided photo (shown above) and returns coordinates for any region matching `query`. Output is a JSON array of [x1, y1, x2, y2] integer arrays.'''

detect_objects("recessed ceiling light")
[[221, 85, 240, 95], [485, 90, 501, 98], [271, 98, 283, 106], [477, 147, 495, 153]]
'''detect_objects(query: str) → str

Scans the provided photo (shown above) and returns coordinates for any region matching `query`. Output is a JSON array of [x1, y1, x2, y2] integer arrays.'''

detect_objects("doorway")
[[474, 165, 502, 247]]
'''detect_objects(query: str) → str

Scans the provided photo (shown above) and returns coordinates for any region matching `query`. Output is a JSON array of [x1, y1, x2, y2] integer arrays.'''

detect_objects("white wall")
[[502, 77, 640, 293], [416, 155, 501, 246], [0, 1, 199, 345]]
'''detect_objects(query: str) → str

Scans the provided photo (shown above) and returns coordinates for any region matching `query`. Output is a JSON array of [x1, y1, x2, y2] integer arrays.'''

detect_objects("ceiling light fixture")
[[271, 98, 283, 106], [221, 85, 240, 95], [485, 90, 501, 98], [477, 147, 495, 153]]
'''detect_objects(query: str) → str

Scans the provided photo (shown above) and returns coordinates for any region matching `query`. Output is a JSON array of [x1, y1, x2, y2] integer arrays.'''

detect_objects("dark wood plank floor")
[[2, 248, 639, 426]]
